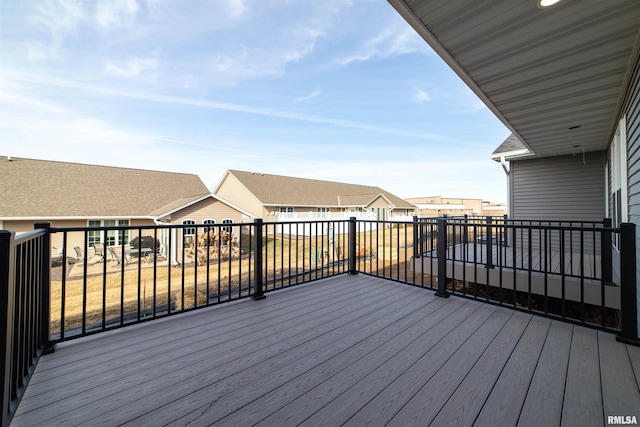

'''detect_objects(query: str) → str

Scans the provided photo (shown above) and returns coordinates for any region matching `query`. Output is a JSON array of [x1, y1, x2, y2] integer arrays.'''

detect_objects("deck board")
[[599, 332, 640, 421], [561, 327, 603, 427], [10, 274, 640, 427], [438, 244, 600, 278], [517, 321, 573, 427], [473, 316, 551, 427]]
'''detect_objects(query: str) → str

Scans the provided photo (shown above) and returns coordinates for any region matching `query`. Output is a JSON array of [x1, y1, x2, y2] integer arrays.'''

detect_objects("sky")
[[0, 0, 511, 203]]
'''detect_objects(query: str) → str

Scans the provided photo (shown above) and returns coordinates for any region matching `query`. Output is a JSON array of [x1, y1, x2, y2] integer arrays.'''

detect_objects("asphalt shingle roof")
[[227, 170, 413, 209], [0, 156, 210, 218], [492, 134, 528, 156]]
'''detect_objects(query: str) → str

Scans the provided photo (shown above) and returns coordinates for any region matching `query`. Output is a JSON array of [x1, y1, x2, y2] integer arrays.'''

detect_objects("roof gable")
[[224, 170, 413, 209], [0, 156, 210, 219], [149, 193, 255, 219], [491, 134, 534, 161]]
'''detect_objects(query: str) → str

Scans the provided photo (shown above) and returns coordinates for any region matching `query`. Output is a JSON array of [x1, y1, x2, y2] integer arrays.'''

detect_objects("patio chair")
[[75, 246, 103, 265], [107, 246, 125, 265], [73, 246, 85, 264], [92, 243, 105, 260]]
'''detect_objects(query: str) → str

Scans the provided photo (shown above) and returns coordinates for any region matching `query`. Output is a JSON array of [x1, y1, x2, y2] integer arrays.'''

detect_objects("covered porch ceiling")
[[389, 0, 640, 158]]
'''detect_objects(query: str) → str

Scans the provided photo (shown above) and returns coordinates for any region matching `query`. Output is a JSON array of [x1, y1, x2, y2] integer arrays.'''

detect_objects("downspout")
[[500, 155, 510, 174], [500, 156, 512, 246]]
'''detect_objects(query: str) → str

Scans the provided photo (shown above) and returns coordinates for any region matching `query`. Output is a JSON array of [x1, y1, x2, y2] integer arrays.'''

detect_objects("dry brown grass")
[[50, 225, 418, 334]]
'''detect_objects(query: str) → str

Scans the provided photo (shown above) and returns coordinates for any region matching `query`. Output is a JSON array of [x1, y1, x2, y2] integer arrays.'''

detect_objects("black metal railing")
[[44, 219, 349, 343], [1, 223, 53, 427], [409, 216, 636, 334], [1, 216, 638, 425]]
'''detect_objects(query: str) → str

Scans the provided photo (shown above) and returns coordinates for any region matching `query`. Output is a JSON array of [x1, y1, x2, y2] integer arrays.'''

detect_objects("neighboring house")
[[0, 156, 253, 261], [214, 169, 415, 222], [406, 196, 507, 218], [390, 0, 640, 331]]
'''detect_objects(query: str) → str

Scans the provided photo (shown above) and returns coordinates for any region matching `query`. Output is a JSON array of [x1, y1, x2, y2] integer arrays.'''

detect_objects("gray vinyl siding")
[[622, 50, 640, 331], [511, 151, 606, 221], [510, 152, 605, 254]]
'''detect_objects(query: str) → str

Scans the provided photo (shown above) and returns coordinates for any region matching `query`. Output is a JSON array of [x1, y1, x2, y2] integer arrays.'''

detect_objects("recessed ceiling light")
[[538, 0, 562, 8]]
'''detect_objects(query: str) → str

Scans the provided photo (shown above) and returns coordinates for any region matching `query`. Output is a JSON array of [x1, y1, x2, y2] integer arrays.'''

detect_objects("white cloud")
[[336, 20, 428, 65], [11, 73, 450, 141], [413, 88, 430, 103], [0, 91, 69, 115], [296, 89, 322, 103], [226, 0, 248, 19], [104, 56, 158, 78], [95, 0, 140, 29]]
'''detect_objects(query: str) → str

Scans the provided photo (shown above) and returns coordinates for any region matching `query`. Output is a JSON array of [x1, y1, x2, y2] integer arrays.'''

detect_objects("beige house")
[[407, 196, 507, 218], [214, 170, 415, 222], [0, 156, 253, 259]]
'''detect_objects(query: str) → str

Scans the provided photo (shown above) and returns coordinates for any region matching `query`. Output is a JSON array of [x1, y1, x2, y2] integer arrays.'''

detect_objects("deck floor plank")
[[384, 308, 515, 427], [598, 332, 640, 421], [259, 299, 482, 427], [304, 302, 495, 427], [517, 321, 573, 427], [473, 316, 551, 427], [132, 283, 444, 427], [213, 295, 472, 426], [561, 327, 603, 427], [342, 303, 498, 427], [628, 344, 640, 390], [9, 274, 640, 427], [426, 311, 532, 427], [15, 277, 411, 425], [15, 277, 375, 414]]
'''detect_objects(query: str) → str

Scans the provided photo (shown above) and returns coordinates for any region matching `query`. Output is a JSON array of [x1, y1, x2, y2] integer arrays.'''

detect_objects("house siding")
[[168, 198, 247, 225], [622, 49, 640, 333], [509, 152, 606, 253], [511, 152, 606, 221], [215, 173, 265, 220]]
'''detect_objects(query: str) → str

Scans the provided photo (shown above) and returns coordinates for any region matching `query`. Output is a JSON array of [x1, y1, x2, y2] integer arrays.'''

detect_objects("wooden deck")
[[414, 243, 620, 310], [11, 275, 640, 426], [426, 243, 603, 278]]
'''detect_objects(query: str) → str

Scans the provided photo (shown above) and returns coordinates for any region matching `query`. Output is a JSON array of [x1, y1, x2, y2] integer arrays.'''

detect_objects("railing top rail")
[[47, 222, 254, 233], [12, 227, 48, 243]]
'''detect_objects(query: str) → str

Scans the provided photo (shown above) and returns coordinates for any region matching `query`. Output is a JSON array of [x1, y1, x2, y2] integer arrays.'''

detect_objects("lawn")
[[49, 224, 419, 337]]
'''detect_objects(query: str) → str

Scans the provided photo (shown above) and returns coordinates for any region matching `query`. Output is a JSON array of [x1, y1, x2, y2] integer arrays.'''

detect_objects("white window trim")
[[182, 219, 196, 236], [609, 116, 628, 250], [87, 219, 130, 246]]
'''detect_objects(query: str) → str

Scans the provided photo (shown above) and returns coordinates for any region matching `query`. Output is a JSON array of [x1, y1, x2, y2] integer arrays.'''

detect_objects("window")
[[279, 207, 294, 213], [373, 207, 387, 221], [609, 116, 628, 249], [221, 219, 233, 234], [87, 220, 101, 247], [90, 219, 129, 246], [203, 219, 216, 232], [182, 219, 196, 248], [317, 207, 330, 218]]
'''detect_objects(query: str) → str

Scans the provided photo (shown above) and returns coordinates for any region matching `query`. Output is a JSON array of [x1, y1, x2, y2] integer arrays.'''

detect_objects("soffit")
[[391, 0, 640, 158]]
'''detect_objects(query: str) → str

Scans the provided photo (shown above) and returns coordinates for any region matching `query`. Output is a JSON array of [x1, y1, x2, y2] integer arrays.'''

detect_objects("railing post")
[[435, 217, 450, 297], [617, 223, 638, 346], [463, 214, 469, 244], [486, 216, 494, 269], [34, 222, 54, 354], [252, 219, 266, 300], [601, 218, 613, 286], [503, 214, 510, 247], [412, 216, 419, 259], [348, 217, 357, 275], [1, 230, 16, 427]]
